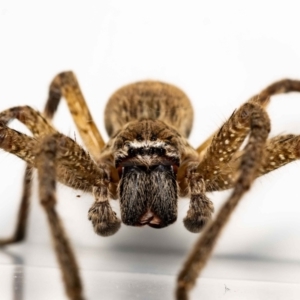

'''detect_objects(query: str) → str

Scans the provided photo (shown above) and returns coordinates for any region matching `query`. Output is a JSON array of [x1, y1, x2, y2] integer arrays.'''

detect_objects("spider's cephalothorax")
[[1, 72, 300, 300]]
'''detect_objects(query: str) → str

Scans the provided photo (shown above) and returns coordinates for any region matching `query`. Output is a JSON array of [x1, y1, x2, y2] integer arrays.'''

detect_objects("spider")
[[0, 72, 300, 300]]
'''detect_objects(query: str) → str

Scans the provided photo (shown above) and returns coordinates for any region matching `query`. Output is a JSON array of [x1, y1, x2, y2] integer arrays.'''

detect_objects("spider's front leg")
[[178, 103, 257, 233], [0, 71, 106, 246], [0, 124, 121, 299], [36, 135, 84, 300], [176, 102, 270, 300], [0, 106, 57, 245]]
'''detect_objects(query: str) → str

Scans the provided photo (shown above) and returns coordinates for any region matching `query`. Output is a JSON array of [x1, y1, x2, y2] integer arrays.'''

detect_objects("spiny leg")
[[252, 78, 300, 107], [0, 105, 56, 137], [0, 101, 107, 244], [196, 79, 300, 192], [195, 79, 300, 157], [0, 125, 83, 300], [176, 103, 270, 299], [0, 166, 32, 245], [0, 123, 121, 235], [45, 71, 105, 159], [36, 135, 83, 300], [217, 134, 300, 190], [0, 127, 120, 298], [0, 69, 108, 244], [197, 105, 253, 192], [0, 106, 56, 245], [181, 104, 256, 232], [258, 134, 300, 175]]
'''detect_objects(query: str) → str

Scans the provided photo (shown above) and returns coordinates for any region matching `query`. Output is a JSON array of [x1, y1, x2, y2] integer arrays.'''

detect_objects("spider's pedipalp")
[[183, 175, 214, 233], [88, 200, 121, 237]]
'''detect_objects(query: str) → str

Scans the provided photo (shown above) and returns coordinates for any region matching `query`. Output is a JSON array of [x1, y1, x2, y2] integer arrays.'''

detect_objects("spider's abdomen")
[[104, 81, 193, 138]]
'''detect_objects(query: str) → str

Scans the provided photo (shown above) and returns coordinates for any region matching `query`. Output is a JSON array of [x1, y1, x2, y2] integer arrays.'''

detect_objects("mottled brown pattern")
[[1, 72, 300, 300], [105, 81, 194, 138], [36, 135, 83, 300], [47, 72, 105, 159]]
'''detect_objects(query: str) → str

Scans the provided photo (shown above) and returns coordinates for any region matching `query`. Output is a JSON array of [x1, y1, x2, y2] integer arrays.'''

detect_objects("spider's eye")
[[128, 148, 136, 157], [155, 147, 165, 156]]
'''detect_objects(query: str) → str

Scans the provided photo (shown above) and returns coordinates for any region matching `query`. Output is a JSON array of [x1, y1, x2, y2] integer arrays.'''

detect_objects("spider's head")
[[112, 120, 183, 228]]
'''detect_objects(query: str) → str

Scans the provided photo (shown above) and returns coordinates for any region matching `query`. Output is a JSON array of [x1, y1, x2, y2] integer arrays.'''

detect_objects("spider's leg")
[[195, 79, 300, 157], [251, 78, 300, 107], [0, 166, 32, 245], [201, 79, 300, 191], [195, 132, 214, 156], [45, 71, 105, 159], [181, 103, 258, 232], [0, 106, 56, 244], [0, 105, 57, 137], [176, 103, 270, 300], [196, 105, 253, 191], [0, 126, 38, 246], [3, 71, 107, 245], [36, 135, 83, 300], [0, 123, 120, 238], [257, 134, 300, 175], [217, 134, 300, 186]]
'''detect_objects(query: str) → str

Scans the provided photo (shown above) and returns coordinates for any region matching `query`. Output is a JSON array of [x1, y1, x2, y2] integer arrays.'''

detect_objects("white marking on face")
[[129, 140, 166, 148]]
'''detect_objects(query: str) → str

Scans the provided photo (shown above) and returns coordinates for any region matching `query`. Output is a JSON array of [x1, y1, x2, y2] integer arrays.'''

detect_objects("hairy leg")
[[0, 126, 120, 298], [0, 106, 57, 244], [258, 134, 300, 175], [0, 107, 61, 244], [0, 166, 32, 245], [181, 104, 255, 232], [195, 79, 300, 157], [214, 134, 300, 190], [0, 119, 119, 226], [45, 71, 105, 159], [36, 135, 84, 300], [176, 102, 270, 299]]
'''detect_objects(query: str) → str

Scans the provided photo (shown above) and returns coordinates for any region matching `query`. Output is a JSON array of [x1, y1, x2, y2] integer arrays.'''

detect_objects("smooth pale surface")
[[1, 1, 300, 300], [1, 244, 300, 300]]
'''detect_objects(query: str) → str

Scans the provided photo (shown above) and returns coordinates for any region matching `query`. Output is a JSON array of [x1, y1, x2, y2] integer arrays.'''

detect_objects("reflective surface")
[[1, 243, 300, 300]]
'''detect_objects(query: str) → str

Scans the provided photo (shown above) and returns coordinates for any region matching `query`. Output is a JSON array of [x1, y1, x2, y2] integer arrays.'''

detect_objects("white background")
[[0, 1, 300, 298]]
